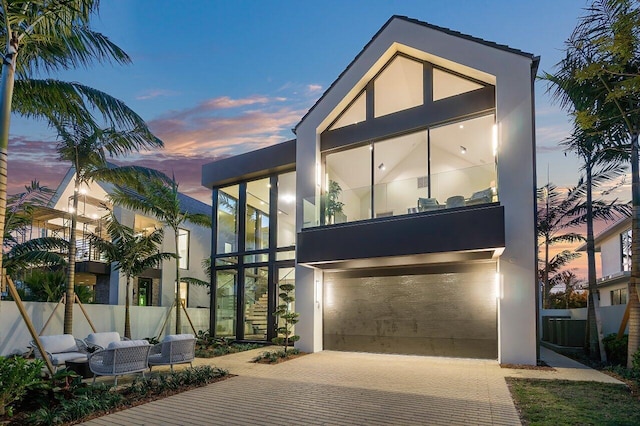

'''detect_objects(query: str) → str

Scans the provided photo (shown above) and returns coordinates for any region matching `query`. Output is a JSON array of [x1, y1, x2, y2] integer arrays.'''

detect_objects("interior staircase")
[[245, 292, 269, 339]]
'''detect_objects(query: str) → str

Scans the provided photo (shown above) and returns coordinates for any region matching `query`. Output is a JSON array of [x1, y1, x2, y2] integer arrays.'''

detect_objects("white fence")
[[540, 304, 628, 338], [0, 300, 210, 356]]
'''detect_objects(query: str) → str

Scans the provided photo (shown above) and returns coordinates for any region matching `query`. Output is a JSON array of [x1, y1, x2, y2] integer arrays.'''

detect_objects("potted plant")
[[325, 180, 345, 224]]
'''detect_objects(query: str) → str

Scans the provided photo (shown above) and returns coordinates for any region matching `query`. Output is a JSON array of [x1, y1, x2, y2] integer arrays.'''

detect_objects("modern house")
[[577, 217, 631, 307], [19, 167, 211, 311], [202, 16, 539, 364]]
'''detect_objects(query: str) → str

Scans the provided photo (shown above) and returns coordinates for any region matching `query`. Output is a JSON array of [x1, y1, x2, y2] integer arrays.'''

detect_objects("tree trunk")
[[0, 37, 18, 283], [174, 228, 181, 334], [124, 275, 131, 339], [64, 181, 79, 334], [585, 163, 606, 361], [628, 132, 640, 368]]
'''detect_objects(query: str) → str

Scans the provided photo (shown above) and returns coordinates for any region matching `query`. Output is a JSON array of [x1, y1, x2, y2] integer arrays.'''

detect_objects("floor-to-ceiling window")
[[311, 53, 496, 228], [212, 171, 295, 341]]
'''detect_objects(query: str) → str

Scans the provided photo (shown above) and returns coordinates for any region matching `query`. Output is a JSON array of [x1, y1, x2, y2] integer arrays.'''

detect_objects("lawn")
[[507, 378, 640, 425]]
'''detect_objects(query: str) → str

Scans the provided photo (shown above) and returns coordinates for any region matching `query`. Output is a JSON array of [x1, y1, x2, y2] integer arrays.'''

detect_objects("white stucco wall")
[[601, 234, 622, 277], [295, 17, 537, 364]]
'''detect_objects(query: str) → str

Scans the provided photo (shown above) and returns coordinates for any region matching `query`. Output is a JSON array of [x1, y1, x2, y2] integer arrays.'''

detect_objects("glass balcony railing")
[[303, 164, 497, 228]]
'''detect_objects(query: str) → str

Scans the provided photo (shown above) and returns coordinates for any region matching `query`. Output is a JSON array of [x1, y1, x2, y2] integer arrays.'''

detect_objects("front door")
[[137, 278, 152, 306]]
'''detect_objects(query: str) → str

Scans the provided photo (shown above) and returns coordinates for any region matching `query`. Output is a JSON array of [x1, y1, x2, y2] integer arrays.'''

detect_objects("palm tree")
[[4, 181, 67, 278], [88, 211, 174, 338], [553, 0, 640, 367], [537, 183, 585, 308], [109, 175, 212, 334], [0, 0, 155, 294], [53, 121, 163, 334]]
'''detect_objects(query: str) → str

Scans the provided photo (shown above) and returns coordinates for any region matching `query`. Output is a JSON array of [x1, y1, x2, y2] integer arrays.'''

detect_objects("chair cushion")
[[86, 332, 121, 349], [162, 334, 195, 343], [106, 339, 149, 350], [39, 334, 78, 354], [50, 352, 87, 366], [161, 334, 195, 357]]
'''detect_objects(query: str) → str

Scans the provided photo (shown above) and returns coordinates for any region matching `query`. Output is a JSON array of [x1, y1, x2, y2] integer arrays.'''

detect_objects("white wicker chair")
[[84, 331, 129, 351], [31, 334, 88, 372], [88, 340, 151, 386], [148, 334, 196, 372]]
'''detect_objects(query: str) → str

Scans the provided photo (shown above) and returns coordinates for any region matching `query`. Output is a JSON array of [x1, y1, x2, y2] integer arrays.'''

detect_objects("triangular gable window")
[[433, 68, 483, 101], [329, 91, 367, 130], [374, 56, 423, 118]]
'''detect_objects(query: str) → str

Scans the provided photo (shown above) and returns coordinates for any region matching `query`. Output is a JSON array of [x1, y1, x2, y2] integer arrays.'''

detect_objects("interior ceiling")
[[328, 114, 494, 188]]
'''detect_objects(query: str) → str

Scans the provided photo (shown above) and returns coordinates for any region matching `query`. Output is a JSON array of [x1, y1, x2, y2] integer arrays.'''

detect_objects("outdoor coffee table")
[[65, 358, 92, 379]]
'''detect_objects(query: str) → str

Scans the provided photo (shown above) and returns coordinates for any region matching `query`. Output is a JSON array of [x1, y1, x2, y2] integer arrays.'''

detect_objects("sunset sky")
[[7, 1, 621, 280]]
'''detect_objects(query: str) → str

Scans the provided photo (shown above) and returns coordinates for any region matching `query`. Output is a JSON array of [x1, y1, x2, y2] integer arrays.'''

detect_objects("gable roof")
[[295, 15, 538, 132]]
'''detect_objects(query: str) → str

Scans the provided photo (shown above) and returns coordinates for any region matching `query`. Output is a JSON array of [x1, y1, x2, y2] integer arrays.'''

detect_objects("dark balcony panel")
[[75, 261, 110, 275], [202, 139, 296, 188], [297, 204, 505, 268]]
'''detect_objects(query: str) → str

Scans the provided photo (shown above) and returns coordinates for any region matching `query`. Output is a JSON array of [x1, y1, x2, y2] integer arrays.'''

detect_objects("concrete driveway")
[[82, 349, 522, 425]]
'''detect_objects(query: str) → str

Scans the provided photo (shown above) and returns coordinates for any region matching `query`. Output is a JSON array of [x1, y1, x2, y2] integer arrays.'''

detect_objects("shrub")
[[603, 334, 628, 366], [0, 356, 44, 416]]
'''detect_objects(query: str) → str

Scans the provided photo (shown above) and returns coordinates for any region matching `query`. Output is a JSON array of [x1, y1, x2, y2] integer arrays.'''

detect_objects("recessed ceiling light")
[[378, 163, 385, 171], [460, 146, 467, 154], [459, 124, 464, 129]]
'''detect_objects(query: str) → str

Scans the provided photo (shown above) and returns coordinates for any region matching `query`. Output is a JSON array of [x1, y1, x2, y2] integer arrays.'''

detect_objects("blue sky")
[[9, 0, 599, 205]]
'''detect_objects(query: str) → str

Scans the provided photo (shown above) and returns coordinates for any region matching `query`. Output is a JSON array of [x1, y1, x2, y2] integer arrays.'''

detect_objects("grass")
[[507, 378, 640, 425]]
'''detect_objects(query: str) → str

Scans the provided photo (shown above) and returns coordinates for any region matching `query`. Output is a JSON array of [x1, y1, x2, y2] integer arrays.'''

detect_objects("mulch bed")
[[253, 352, 308, 364], [2, 374, 235, 426], [500, 361, 556, 371]]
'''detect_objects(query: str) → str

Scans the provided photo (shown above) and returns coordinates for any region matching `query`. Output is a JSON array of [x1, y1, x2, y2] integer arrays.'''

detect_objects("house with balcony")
[[202, 16, 538, 364], [22, 166, 211, 310], [577, 217, 631, 307]]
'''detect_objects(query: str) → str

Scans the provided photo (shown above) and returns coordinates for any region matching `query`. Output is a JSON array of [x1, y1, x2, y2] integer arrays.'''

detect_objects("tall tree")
[[109, 174, 211, 334], [537, 183, 584, 309], [54, 121, 162, 334], [88, 211, 174, 338], [548, 0, 640, 366], [0, 0, 155, 294], [4, 181, 67, 277]]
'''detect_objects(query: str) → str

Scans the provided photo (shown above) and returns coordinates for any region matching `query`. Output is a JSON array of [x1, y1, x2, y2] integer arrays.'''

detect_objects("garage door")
[[323, 267, 497, 359]]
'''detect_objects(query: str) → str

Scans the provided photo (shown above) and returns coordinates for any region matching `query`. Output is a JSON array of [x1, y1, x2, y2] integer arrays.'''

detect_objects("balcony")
[[298, 203, 505, 269], [303, 164, 497, 228]]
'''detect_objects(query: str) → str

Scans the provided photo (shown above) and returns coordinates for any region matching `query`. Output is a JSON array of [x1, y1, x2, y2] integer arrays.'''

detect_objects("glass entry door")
[[137, 278, 152, 306]]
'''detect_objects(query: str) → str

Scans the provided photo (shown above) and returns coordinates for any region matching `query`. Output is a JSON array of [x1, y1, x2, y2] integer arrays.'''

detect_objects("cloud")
[[135, 89, 179, 100], [536, 123, 571, 148], [306, 84, 323, 93]]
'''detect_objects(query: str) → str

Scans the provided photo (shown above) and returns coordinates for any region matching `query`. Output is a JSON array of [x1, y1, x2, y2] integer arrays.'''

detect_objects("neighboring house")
[[202, 16, 538, 364], [577, 217, 631, 307], [24, 167, 211, 310]]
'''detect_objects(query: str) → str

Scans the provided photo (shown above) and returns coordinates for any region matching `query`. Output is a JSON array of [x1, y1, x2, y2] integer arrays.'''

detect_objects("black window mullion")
[[236, 183, 247, 340], [210, 188, 219, 334], [267, 175, 278, 340]]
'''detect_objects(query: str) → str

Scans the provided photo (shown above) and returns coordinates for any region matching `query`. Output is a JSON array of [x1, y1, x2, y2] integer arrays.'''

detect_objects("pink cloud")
[[136, 89, 178, 100]]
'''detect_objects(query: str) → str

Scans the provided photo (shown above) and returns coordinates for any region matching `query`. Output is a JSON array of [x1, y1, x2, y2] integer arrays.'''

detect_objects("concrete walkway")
[[81, 347, 622, 426]]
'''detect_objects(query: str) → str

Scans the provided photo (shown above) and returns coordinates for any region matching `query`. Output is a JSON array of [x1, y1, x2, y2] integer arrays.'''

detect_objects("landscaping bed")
[[0, 359, 229, 426], [251, 349, 307, 364], [194, 332, 263, 358]]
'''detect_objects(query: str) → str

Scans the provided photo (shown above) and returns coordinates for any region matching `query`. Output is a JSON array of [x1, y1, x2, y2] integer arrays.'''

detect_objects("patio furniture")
[[466, 188, 494, 206], [84, 331, 129, 351], [88, 340, 151, 386], [65, 358, 92, 379], [417, 197, 443, 211], [445, 195, 465, 208], [31, 334, 88, 372], [148, 334, 196, 372]]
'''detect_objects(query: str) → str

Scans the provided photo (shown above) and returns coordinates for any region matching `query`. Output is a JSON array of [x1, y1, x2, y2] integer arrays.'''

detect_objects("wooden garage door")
[[323, 268, 497, 358]]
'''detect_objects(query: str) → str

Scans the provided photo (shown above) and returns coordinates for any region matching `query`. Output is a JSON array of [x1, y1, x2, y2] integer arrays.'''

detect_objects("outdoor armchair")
[[88, 340, 151, 386], [84, 331, 129, 351], [148, 334, 196, 372], [31, 334, 88, 372]]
